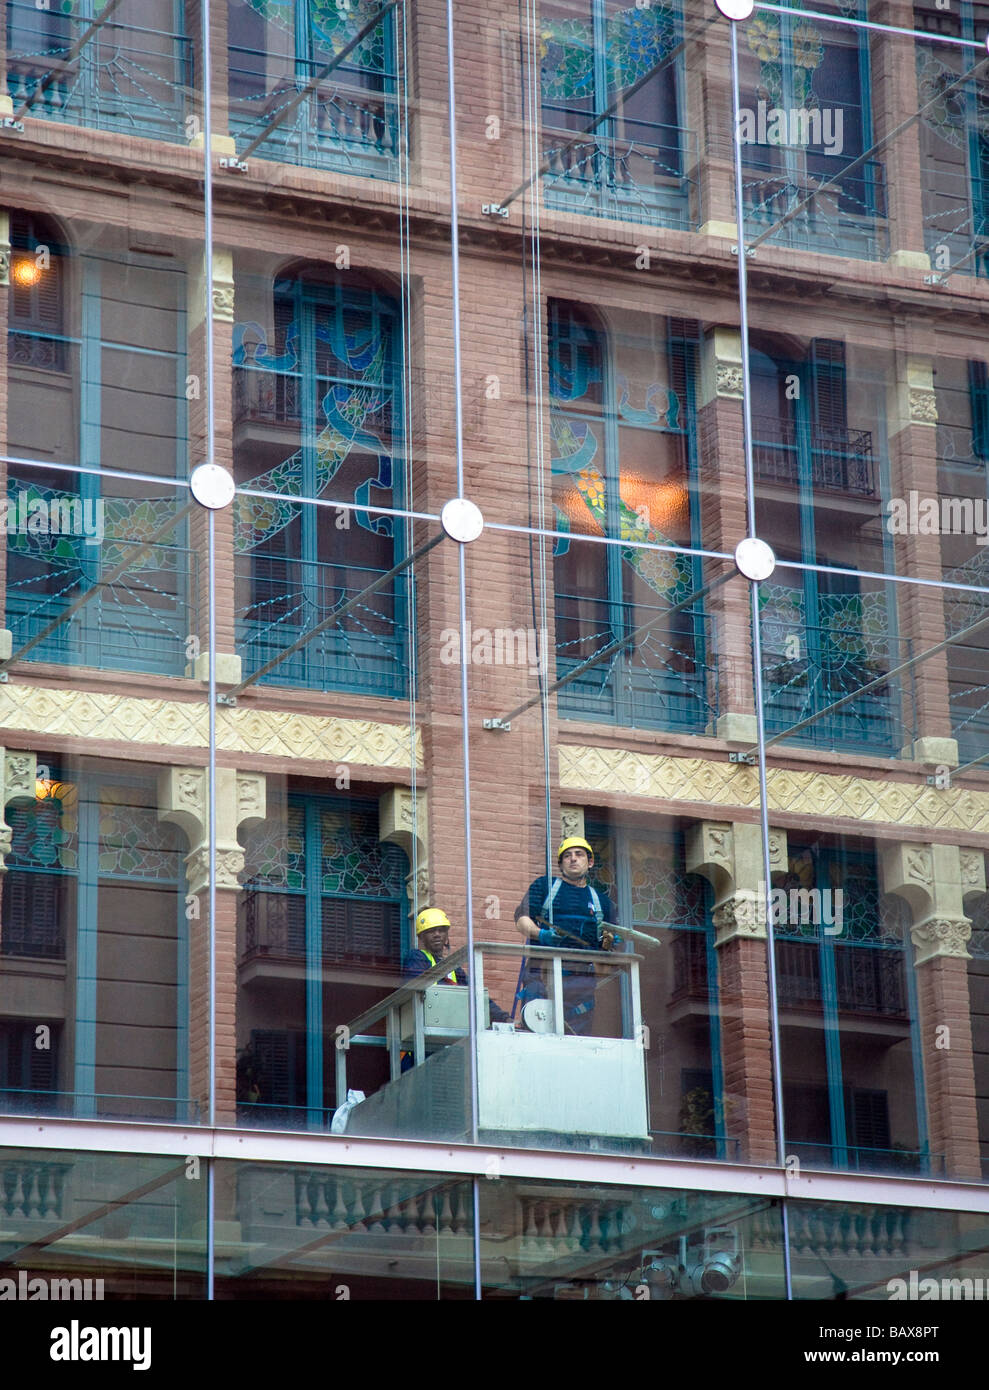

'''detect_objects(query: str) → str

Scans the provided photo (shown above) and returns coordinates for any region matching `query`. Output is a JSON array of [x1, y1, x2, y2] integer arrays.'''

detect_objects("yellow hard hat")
[[415, 907, 451, 935], [557, 836, 593, 860]]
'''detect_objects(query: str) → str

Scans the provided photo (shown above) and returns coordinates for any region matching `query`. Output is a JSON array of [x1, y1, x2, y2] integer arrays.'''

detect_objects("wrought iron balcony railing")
[[541, 120, 699, 229], [6, 0, 191, 142], [236, 551, 410, 698], [921, 161, 989, 280], [555, 591, 716, 735], [760, 616, 907, 755], [228, 48, 399, 178], [6, 533, 197, 678], [753, 417, 877, 497], [740, 150, 888, 260], [776, 940, 908, 1017]]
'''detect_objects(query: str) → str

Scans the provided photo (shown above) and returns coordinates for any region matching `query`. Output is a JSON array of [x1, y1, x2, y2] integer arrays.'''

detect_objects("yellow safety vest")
[[422, 948, 458, 984]]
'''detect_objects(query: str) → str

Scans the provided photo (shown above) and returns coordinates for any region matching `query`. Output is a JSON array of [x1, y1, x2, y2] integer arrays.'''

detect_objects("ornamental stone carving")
[[686, 820, 788, 947], [908, 386, 937, 426], [212, 284, 235, 323], [881, 840, 973, 966], [560, 805, 585, 842], [911, 916, 972, 966], [960, 848, 986, 893], [716, 363, 744, 399], [0, 749, 38, 871], [159, 766, 267, 895], [379, 787, 428, 911]]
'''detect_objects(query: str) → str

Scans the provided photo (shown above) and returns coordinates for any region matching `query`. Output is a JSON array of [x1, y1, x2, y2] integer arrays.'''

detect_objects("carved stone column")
[[158, 766, 266, 1123], [880, 840, 982, 1179], [0, 748, 38, 872], [378, 786, 428, 922], [186, 247, 240, 680], [686, 820, 787, 1164], [697, 330, 755, 745]]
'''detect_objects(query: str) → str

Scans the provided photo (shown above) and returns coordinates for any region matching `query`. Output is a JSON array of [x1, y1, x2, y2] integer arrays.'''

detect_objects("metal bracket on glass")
[[481, 204, 509, 220], [1, 118, 24, 133], [215, 693, 237, 707], [219, 157, 249, 173], [483, 717, 511, 732], [0, 671, 9, 683], [731, 245, 755, 257], [728, 750, 755, 765]]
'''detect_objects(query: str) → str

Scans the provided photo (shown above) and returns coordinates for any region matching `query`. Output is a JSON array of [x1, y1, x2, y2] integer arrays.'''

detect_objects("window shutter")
[[969, 359, 989, 459], [847, 1087, 891, 1153], [810, 339, 848, 436]]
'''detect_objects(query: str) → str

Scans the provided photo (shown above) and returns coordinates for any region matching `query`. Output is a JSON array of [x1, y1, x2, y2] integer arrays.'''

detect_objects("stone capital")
[[881, 839, 976, 967], [686, 820, 787, 947], [159, 766, 266, 895], [712, 891, 766, 946], [0, 749, 38, 870], [379, 787, 427, 910], [910, 916, 972, 966]]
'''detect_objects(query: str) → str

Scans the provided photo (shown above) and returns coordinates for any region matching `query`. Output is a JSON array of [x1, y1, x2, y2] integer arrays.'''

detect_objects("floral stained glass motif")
[[232, 308, 394, 553], [550, 351, 693, 601], [241, 804, 306, 890], [241, 0, 386, 68], [7, 790, 78, 872], [320, 806, 404, 897], [746, 11, 825, 111], [540, 4, 678, 104], [97, 789, 181, 880]]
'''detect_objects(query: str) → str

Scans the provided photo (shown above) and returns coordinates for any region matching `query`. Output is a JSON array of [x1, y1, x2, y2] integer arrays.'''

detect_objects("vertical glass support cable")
[[520, 0, 554, 891], [444, 2, 482, 1267], [200, 0, 218, 1303], [729, 15, 792, 1300]]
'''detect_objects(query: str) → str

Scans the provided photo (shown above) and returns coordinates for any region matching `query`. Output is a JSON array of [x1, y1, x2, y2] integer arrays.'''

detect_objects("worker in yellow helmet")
[[402, 907, 465, 984], [514, 836, 619, 1034]]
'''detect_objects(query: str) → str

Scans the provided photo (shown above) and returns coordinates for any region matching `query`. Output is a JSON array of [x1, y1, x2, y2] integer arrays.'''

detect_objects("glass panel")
[[216, 1161, 473, 1298], [0, 1147, 207, 1298], [480, 1176, 785, 1298], [0, 756, 197, 1121], [787, 1197, 989, 1300], [226, 0, 401, 177], [5, 0, 197, 143]]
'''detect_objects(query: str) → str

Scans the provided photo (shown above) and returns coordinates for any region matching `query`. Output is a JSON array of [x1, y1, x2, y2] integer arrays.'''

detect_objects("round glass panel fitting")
[[441, 497, 484, 543], [715, 0, 755, 19], [190, 463, 236, 510], [734, 536, 776, 581]]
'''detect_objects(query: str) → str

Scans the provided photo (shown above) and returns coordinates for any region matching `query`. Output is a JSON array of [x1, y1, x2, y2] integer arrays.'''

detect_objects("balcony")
[[5, 1, 190, 143], [6, 534, 197, 679], [228, 51, 399, 178], [760, 614, 905, 756], [241, 890, 401, 972], [740, 150, 888, 260], [753, 418, 877, 497], [541, 122, 698, 230], [776, 941, 908, 1018], [555, 592, 716, 734], [235, 551, 409, 698]]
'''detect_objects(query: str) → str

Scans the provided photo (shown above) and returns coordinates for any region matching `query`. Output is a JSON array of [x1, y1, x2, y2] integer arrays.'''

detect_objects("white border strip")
[[1, 1116, 987, 1212]]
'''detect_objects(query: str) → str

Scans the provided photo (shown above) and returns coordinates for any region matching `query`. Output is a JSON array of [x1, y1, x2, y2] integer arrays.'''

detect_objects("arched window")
[[5, 214, 191, 677], [233, 268, 408, 697], [548, 299, 708, 731], [751, 338, 898, 754]]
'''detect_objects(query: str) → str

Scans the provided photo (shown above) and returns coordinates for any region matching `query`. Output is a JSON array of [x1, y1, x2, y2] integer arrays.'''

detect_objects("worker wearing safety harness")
[[402, 908, 466, 984], [515, 837, 619, 1034]]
